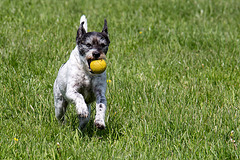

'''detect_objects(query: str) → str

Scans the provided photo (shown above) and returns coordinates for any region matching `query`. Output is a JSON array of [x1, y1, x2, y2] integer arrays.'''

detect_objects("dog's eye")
[[101, 43, 107, 48], [86, 43, 92, 48]]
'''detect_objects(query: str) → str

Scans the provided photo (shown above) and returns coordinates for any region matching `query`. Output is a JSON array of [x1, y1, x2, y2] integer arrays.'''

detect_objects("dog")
[[53, 15, 110, 130]]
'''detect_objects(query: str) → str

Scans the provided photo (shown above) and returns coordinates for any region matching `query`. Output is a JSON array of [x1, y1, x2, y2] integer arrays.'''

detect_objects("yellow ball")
[[90, 59, 107, 74]]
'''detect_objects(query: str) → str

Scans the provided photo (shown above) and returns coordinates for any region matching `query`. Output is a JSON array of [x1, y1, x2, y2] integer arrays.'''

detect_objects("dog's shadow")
[[68, 115, 123, 141], [83, 119, 123, 140], [63, 104, 123, 141]]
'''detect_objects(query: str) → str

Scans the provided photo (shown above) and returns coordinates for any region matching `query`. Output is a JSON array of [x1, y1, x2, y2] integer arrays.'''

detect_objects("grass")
[[0, 0, 240, 159]]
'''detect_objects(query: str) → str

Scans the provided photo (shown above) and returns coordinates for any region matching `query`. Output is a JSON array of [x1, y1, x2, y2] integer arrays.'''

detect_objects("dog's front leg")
[[94, 87, 107, 129], [65, 88, 89, 118]]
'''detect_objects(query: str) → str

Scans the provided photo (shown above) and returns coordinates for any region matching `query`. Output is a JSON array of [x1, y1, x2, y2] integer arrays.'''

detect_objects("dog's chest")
[[76, 74, 95, 104]]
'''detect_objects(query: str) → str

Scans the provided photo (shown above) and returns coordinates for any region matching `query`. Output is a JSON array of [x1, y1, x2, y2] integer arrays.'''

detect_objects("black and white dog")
[[53, 15, 110, 130]]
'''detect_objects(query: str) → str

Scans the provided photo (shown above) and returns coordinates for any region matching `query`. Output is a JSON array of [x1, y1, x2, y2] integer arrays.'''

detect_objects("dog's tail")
[[80, 15, 87, 32]]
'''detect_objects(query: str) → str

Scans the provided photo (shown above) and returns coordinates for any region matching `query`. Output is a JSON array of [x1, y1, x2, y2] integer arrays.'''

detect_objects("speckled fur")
[[53, 15, 110, 130]]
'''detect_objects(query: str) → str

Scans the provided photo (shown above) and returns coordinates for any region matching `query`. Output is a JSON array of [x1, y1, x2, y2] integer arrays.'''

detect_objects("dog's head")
[[76, 19, 110, 73]]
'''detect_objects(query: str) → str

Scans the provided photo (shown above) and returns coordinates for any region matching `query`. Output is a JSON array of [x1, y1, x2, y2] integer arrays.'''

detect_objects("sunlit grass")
[[0, 0, 239, 159]]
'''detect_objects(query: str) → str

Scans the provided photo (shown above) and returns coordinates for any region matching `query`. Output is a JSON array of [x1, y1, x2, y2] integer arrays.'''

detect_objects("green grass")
[[1, 0, 240, 159]]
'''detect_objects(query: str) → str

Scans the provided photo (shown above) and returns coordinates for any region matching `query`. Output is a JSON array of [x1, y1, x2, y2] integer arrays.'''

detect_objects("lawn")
[[0, 0, 239, 159]]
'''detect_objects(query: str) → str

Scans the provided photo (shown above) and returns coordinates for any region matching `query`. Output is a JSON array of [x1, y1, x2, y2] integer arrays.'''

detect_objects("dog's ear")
[[102, 19, 108, 36], [76, 22, 86, 44]]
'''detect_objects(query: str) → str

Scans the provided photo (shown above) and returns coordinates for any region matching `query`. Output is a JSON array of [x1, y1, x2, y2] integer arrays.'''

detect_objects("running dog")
[[53, 15, 110, 130]]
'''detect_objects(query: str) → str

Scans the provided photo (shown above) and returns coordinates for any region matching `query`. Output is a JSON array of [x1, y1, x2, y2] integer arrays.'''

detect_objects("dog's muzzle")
[[92, 51, 101, 59]]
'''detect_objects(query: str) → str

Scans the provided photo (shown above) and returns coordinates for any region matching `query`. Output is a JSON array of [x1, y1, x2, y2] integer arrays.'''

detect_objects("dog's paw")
[[94, 119, 105, 130], [76, 107, 89, 118]]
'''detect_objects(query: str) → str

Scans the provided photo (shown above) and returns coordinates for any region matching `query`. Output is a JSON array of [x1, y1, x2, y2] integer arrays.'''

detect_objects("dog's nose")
[[92, 51, 100, 59]]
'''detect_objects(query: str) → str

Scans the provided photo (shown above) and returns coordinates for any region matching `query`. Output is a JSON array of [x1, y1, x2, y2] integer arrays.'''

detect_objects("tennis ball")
[[90, 59, 107, 74]]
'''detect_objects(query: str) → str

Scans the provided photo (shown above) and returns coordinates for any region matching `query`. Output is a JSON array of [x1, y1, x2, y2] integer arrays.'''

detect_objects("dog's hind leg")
[[54, 96, 68, 122], [54, 82, 68, 122]]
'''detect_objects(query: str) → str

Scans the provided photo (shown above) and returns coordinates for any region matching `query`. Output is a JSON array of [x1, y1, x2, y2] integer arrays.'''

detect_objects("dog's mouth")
[[86, 53, 107, 73], [87, 58, 106, 74], [87, 59, 92, 70], [87, 58, 98, 73]]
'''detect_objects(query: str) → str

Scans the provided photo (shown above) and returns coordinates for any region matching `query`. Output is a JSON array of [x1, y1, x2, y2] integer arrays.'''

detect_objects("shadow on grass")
[[87, 119, 123, 140], [63, 107, 124, 141], [70, 118, 124, 141]]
